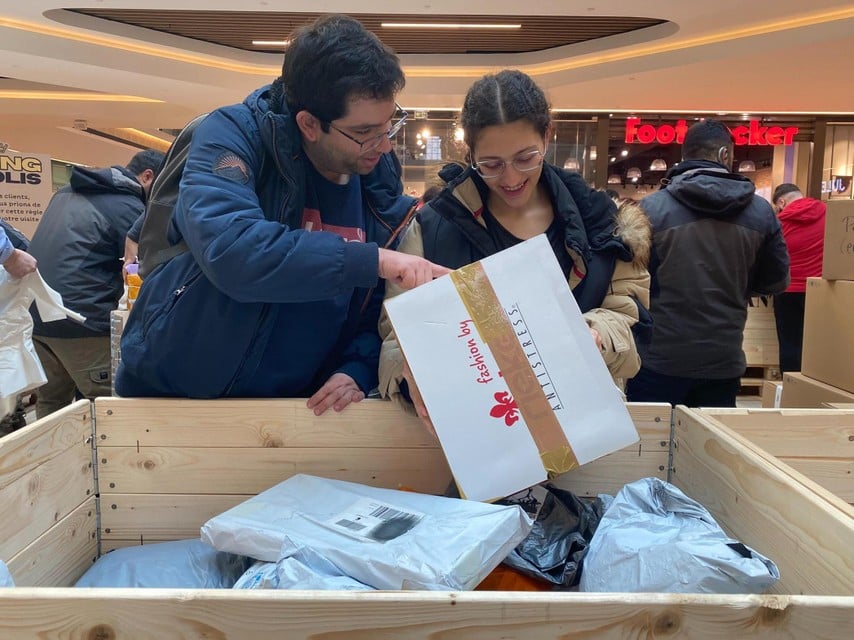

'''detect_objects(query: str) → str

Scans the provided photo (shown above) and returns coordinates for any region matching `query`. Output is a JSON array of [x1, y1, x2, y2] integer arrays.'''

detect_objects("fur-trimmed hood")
[[612, 198, 652, 268]]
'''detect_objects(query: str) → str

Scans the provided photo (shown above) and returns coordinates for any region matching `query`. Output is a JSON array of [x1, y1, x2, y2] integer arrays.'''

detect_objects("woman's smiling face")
[[471, 119, 547, 211]]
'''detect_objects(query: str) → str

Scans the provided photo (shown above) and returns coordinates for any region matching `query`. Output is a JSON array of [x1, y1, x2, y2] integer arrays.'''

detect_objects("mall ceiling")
[[0, 1, 852, 166]]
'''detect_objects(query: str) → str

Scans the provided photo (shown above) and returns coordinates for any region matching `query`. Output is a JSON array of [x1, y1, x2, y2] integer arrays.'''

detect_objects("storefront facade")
[[393, 110, 854, 204]]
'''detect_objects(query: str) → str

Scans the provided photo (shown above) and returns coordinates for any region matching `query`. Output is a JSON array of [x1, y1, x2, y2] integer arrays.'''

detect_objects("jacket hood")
[[779, 197, 826, 225], [662, 159, 756, 217], [69, 165, 143, 199], [612, 197, 652, 268]]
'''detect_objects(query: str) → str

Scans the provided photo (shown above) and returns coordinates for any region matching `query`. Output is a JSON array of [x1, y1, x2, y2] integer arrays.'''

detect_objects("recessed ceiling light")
[[252, 40, 290, 47], [380, 23, 521, 29]]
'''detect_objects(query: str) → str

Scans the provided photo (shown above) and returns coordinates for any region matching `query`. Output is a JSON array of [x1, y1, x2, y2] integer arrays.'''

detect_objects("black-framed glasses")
[[472, 149, 545, 179], [324, 103, 407, 154]]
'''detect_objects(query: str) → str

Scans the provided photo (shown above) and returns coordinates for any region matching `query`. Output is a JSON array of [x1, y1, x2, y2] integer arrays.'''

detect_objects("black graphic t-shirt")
[[301, 161, 365, 242]]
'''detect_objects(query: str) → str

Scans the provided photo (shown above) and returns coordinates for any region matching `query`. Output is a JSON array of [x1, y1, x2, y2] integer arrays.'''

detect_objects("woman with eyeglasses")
[[379, 70, 653, 432]]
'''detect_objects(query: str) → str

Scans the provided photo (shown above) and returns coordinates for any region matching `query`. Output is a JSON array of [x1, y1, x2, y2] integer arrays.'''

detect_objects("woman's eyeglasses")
[[472, 149, 544, 179]]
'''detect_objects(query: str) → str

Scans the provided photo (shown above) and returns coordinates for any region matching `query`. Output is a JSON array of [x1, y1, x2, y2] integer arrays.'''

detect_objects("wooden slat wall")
[[0, 590, 852, 639], [673, 408, 854, 596], [7, 499, 98, 587], [96, 398, 670, 546], [0, 401, 96, 586], [96, 398, 452, 546], [692, 408, 854, 504]]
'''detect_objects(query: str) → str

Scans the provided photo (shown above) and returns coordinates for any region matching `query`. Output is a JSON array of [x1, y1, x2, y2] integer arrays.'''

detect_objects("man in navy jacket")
[[116, 15, 446, 414]]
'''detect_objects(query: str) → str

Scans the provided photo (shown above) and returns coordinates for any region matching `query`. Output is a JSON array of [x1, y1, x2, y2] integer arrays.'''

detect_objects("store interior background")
[[1, 1, 853, 203]]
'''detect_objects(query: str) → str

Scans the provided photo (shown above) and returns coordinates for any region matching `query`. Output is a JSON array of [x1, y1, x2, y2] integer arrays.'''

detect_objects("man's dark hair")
[[773, 183, 802, 203], [126, 149, 166, 176], [461, 70, 551, 149], [281, 14, 404, 127], [682, 119, 734, 162]]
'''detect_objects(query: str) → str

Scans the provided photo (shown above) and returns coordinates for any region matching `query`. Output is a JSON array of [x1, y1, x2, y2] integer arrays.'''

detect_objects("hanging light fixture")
[[649, 158, 667, 171], [626, 167, 642, 180], [607, 174, 622, 184], [738, 160, 756, 172]]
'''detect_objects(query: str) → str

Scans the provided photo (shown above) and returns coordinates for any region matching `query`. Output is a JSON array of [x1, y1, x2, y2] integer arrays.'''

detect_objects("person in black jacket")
[[625, 119, 790, 407], [27, 150, 164, 418]]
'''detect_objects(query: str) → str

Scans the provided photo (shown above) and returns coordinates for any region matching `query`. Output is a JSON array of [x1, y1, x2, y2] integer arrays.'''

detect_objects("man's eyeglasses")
[[324, 103, 407, 154], [472, 149, 545, 179]]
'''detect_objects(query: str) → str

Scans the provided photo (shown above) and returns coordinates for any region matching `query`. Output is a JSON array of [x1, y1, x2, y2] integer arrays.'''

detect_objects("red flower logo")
[[490, 391, 520, 427]]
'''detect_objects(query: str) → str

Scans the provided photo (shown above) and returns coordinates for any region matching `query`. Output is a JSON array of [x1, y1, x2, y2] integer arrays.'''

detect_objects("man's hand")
[[402, 358, 437, 438], [307, 372, 365, 416], [378, 248, 450, 290], [2, 249, 37, 279], [123, 237, 139, 278]]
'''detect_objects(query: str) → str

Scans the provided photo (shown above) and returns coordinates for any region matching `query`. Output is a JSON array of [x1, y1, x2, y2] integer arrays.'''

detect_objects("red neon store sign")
[[625, 117, 799, 146]]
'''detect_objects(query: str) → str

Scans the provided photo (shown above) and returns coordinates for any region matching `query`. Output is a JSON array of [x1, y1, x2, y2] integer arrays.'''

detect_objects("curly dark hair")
[[281, 14, 405, 128], [460, 70, 551, 149]]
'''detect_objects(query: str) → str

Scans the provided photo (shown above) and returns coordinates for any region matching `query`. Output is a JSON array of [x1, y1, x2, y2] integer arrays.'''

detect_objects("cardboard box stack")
[[782, 200, 854, 407]]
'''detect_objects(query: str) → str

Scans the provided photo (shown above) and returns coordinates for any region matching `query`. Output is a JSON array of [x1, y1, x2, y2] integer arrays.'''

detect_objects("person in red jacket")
[[771, 183, 826, 372]]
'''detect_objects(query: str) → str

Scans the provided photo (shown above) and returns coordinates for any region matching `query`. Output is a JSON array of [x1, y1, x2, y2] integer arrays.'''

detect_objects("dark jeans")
[[625, 366, 742, 407], [773, 292, 806, 373]]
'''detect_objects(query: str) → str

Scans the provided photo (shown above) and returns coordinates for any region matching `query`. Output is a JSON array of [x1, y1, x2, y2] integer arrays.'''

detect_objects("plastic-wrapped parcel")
[[75, 539, 249, 588], [202, 474, 533, 590], [580, 477, 780, 593], [234, 549, 374, 591]]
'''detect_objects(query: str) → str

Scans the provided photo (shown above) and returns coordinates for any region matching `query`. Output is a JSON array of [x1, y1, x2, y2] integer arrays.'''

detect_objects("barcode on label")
[[369, 506, 408, 520], [335, 519, 365, 531]]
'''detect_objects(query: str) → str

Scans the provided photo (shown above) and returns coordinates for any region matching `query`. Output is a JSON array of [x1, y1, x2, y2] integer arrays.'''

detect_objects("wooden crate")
[[0, 398, 851, 639], [679, 407, 854, 506]]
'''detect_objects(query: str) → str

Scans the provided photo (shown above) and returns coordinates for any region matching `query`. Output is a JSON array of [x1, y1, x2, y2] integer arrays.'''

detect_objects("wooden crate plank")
[[696, 409, 854, 457], [782, 459, 854, 502], [94, 397, 438, 448], [100, 494, 251, 541], [0, 590, 850, 639], [0, 440, 94, 562], [674, 408, 854, 596], [99, 447, 454, 495], [0, 400, 90, 491], [6, 498, 97, 587]]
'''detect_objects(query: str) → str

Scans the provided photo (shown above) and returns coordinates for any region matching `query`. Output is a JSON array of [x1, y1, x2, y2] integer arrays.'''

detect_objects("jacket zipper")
[[224, 118, 294, 396]]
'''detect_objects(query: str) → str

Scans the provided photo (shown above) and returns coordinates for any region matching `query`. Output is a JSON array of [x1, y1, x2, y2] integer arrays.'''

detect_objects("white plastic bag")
[[0, 268, 85, 409], [74, 539, 248, 588], [579, 477, 780, 594], [202, 474, 533, 591]]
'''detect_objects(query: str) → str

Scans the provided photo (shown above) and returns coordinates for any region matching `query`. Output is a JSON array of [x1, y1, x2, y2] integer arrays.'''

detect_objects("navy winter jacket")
[[116, 84, 415, 398]]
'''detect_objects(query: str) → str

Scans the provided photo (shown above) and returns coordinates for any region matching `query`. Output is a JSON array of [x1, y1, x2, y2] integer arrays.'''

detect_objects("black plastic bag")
[[499, 484, 605, 588]]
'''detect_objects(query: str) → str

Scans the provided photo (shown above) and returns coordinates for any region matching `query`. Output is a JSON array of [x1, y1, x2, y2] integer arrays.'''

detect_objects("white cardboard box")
[[385, 234, 639, 501]]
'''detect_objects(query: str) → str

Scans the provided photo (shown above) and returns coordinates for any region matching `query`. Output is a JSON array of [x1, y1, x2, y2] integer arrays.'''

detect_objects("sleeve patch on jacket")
[[212, 152, 251, 184]]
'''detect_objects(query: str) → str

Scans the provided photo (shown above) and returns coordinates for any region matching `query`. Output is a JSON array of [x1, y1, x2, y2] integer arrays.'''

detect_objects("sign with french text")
[[0, 152, 53, 239]]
